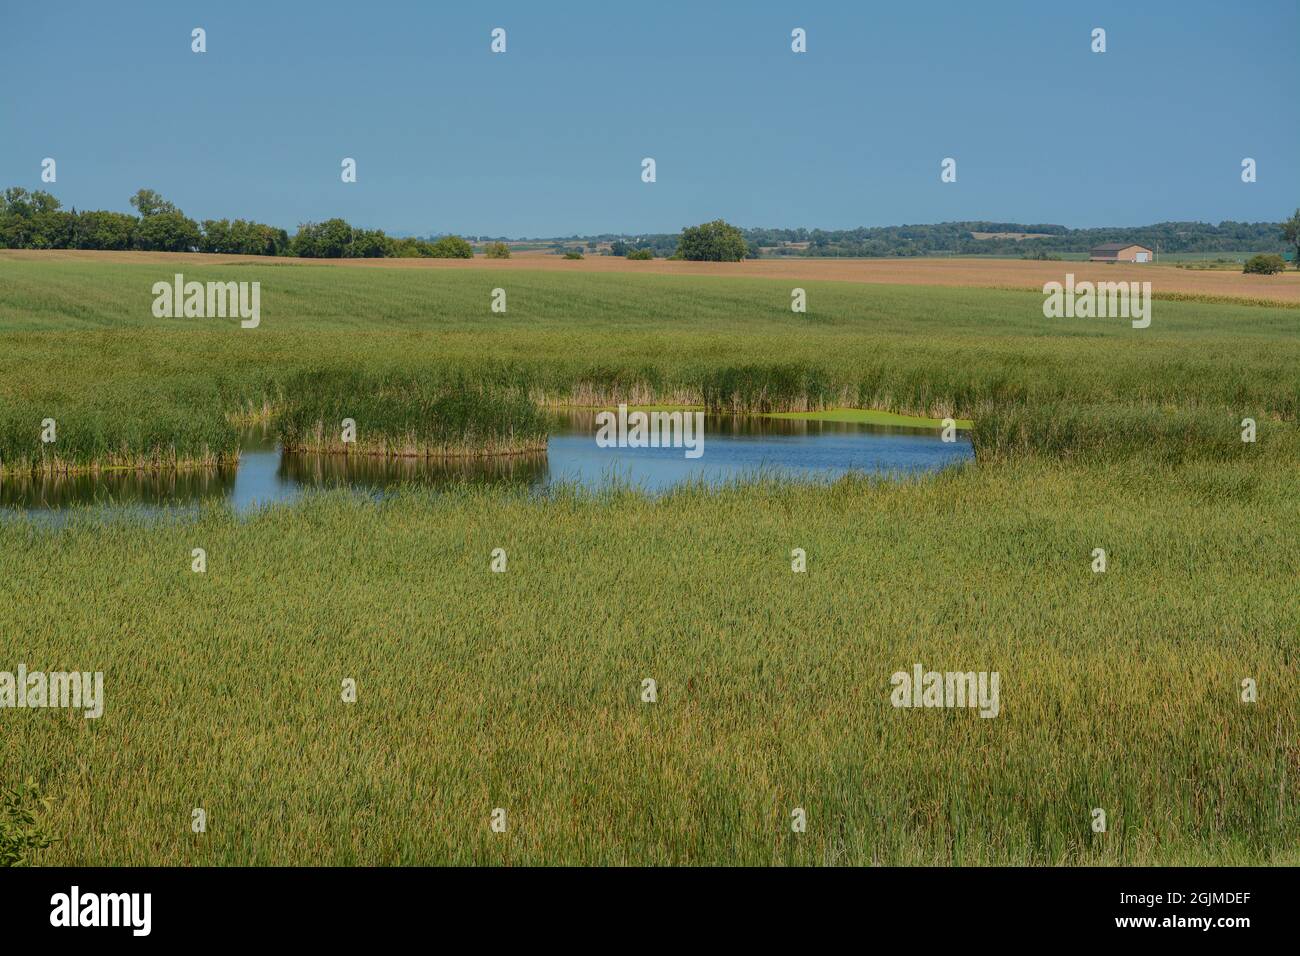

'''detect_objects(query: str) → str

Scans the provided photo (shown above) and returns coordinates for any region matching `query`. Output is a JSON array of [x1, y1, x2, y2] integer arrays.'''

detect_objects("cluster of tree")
[[200, 218, 291, 256], [0, 188, 472, 259], [1243, 253, 1287, 275], [676, 220, 749, 261]]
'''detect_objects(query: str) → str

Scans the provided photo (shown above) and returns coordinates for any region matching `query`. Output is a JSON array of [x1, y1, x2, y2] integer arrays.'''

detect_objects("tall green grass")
[[0, 380, 237, 475], [277, 369, 547, 458], [972, 404, 1299, 463], [1, 458, 1296, 865], [1, 259, 1296, 469]]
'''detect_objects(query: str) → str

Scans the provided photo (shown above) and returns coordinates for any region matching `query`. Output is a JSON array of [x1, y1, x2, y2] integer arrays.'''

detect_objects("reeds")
[[2, 260, 1296, 471], [277, 369, 548, 458]]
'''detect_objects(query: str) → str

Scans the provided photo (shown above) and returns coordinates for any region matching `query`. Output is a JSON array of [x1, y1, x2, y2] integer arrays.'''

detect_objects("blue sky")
[[3, 0, 1296, 236]]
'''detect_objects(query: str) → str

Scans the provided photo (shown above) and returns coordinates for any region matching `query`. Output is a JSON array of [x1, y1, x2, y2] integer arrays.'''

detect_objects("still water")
[[1, 410, 972, 515]]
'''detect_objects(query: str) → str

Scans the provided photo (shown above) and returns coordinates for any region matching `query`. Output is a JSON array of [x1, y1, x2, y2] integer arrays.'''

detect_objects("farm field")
[[6, 248, 1300, 305], [2, 253, 1298, 865]]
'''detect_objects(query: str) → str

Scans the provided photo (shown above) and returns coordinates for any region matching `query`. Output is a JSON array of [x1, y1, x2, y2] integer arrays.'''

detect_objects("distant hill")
[[468, 220, 1290, 260]]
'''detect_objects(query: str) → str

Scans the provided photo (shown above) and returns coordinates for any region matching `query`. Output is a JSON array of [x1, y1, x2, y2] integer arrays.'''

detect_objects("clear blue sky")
[[3, 0, 1296, 237]]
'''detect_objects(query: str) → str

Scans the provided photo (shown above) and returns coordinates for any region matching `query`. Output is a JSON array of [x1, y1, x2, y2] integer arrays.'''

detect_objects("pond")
[[0, 410, 973, 515]]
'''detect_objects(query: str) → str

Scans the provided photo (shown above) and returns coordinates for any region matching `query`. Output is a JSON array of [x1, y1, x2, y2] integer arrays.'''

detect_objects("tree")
[[386, 236, 432, 258], [1243, 253, 1286, 275], [75, 210, 136, 250], [200, 218, 234, 253], [134, 211, 200, 252], [676, 219, 748, 262], [129, 188, 179, 218], [2, 187, 34, 218], [291, 218, 353, 257], [0, 189, 67, 248], [428, 235, 473, 258], [348, 228, 389, 258], [1281, 209, 1300, 269], [27, 194, 73, 249], [484, 241, 511, 258]]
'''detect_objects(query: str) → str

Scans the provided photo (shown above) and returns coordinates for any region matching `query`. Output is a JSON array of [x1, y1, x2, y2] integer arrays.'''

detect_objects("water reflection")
[[280, 447, 549, 488], [547, 410, 970, 491], [0, 464, 236, 509], [2, 410, 973, 514]]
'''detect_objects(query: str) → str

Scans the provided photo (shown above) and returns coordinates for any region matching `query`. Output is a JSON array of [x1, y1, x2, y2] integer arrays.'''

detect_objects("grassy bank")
[[2, 457, 1296, 866]]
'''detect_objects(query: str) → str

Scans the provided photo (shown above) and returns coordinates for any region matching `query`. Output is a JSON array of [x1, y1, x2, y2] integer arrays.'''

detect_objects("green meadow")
[[1, 256, 1297, 865]]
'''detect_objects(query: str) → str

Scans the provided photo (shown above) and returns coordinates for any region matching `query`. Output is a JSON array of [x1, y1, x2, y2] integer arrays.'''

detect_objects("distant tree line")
[[0, 188, 472, 258], [586, 219, 1293, 261], [595, 220, 1294, 260], [599, 223, 749, 261], [743, 221, 1291, 257], [5, 188, 1292, 263]]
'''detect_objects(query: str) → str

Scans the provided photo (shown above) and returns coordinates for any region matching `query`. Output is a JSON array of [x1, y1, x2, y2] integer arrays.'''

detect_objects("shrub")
[[563, 250, 584, 260], [484, 242, 511, 259], [1243, 254, 1286, 275], [386, 236, 436, 258], [1, 780, 55, 867], [429, 235, 473, 259], [626, 248, 654, 260], [676, 219, 748, 262]]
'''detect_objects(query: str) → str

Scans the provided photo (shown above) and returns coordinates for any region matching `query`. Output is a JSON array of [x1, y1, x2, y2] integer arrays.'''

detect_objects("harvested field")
[[5, 248, 1298, 306]]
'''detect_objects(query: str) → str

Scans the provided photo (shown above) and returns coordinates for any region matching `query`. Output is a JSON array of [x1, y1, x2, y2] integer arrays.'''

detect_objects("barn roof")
[[1091, 242, 1151, 252]]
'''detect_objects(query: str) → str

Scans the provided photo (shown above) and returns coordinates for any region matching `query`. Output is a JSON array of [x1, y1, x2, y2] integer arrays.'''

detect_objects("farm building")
[[1089, 242, 1154, 263]]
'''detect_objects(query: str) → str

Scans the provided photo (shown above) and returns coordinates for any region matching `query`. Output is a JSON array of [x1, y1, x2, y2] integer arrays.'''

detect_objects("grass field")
[[1, 253, 1297, 865], [2, 256, 1297, 472]]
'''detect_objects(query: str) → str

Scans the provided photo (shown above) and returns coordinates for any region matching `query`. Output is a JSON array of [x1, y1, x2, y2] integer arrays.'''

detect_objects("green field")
[[1, 256, 1298, 865], [2, 258, 1297, 469]]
